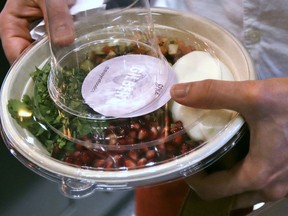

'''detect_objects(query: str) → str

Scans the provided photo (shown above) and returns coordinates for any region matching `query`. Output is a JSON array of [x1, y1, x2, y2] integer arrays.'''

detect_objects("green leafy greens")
[[7, 63, 93, 157]]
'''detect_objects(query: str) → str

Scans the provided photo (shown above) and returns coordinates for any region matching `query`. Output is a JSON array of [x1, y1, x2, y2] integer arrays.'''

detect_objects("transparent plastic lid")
[[47, 39, 176, 119], [46, 0, 175, 119]]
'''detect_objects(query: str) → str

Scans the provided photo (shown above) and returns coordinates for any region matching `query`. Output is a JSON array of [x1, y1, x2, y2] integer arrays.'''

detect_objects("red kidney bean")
[[53, 117, 201, 170], [128, 150, 139, 161], [137, 158, 148, 166], [125, 159, 137, 168], [146, 150, 156, 160]]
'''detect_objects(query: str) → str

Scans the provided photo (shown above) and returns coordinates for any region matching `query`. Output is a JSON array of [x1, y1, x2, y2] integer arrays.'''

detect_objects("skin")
[[170, 78, 288, 209], [136, 78, 288, 215], [2, 0, 288, 214], [0, 0, 74, 64]]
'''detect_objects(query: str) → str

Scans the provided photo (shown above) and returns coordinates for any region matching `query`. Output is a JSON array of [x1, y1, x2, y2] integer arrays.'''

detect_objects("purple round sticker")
[[82, 54, 174, 117]]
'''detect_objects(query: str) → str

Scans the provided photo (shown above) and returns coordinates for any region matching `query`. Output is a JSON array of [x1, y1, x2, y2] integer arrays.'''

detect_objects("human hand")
[[0, 0, 74, 64], [170, 78, 288, 209]]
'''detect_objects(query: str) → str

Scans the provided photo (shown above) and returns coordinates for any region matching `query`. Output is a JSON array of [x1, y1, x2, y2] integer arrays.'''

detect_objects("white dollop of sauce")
[[170, 51, 236, 141]]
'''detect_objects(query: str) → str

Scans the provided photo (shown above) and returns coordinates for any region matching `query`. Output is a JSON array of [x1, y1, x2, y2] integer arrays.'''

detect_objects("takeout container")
[[0, 8, 256, 198]]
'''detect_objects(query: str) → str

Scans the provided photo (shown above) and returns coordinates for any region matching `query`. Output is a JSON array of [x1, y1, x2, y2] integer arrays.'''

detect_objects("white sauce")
[[170, 51, 236, 141]]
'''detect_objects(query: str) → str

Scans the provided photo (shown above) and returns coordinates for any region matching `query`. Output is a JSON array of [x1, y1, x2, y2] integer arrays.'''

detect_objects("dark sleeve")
[[0, 0, 11, 79], [105, 0, 148, 9]]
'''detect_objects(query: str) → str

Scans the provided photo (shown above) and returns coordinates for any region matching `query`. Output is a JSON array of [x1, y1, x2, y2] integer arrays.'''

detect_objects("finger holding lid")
[[170, 79, 259, 115], [45, 0, 75, 45]]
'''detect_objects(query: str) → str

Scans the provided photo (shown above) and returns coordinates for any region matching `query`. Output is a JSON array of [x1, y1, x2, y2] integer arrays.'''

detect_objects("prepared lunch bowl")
[[0, 8, 256, 198]]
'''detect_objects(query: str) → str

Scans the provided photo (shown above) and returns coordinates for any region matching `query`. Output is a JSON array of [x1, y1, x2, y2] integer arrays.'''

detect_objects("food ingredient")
[[170, 51, 236, 141]]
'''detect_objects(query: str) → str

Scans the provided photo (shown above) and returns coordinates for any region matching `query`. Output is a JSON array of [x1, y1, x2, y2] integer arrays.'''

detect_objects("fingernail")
[[52, 24, 75, 45], [170, 84, 189, 98], [54, 24, 72, 38]]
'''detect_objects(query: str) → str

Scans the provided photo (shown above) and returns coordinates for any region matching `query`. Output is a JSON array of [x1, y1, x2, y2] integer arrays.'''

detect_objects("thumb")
[[170, 79, 254, 113], [45, 0, 75, 46]]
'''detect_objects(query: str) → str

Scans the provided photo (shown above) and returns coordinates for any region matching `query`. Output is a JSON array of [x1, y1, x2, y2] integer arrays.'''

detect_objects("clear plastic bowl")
[[0, 8, 256, 198]]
